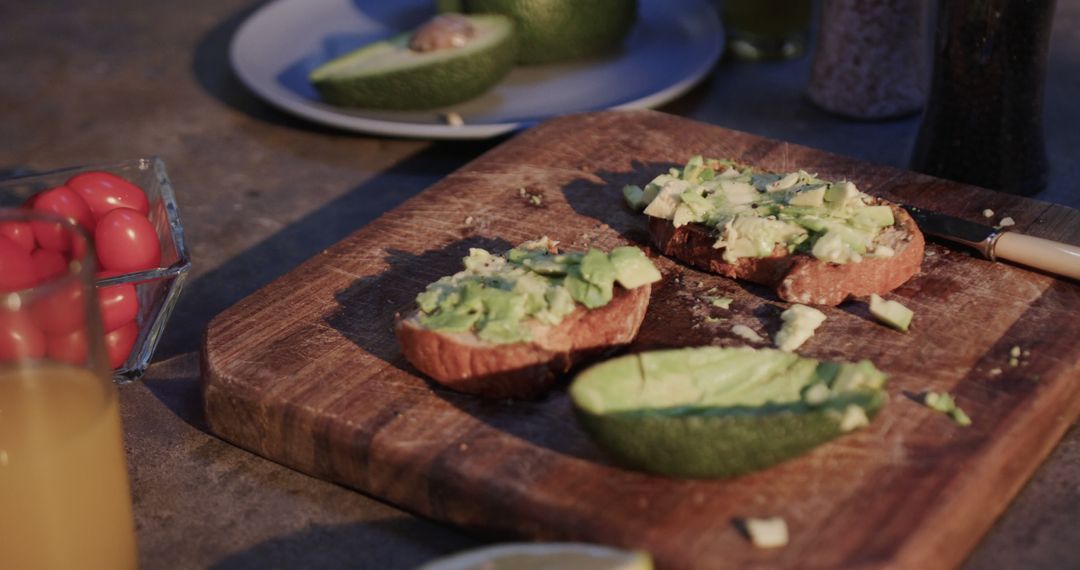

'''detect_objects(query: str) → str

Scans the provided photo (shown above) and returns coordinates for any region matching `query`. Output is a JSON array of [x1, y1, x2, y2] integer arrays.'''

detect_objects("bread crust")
[[394, 283, 652, 399], [649, 201, 924, 306]]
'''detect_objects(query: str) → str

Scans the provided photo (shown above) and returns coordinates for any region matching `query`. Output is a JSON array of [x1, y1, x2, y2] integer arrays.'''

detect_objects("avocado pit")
[[410, 14, 477, 52]]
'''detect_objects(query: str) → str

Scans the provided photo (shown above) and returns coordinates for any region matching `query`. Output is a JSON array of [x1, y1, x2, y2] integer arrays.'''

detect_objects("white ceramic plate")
[[230, 0, 723, 139]]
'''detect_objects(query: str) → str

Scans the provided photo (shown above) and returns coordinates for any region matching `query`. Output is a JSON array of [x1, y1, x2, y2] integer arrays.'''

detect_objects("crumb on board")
[[997, 216, 1016, 228], [982, 208, 995, 218], [732, 324, 764, 343], [704, 295, 733, 309], [517, 187, 544, 206], [464, 215, 474, 225], [743, 517, 789, 549]]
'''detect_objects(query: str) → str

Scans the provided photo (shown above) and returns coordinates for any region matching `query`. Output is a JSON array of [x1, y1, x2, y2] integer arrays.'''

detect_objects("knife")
[[902, 205, 1080, 281]]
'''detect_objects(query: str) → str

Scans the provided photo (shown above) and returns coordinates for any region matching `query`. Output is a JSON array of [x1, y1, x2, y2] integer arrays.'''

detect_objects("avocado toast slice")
[[634, 157, 924, 306], [570, 346, 889, 478], [395, 238, 661, 399]]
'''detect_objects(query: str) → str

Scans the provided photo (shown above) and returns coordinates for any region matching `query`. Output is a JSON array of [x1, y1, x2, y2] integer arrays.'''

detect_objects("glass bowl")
[[0, 157, 191, 382]]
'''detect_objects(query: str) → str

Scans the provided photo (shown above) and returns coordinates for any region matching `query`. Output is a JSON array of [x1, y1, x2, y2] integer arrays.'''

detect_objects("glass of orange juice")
[[0, 209, 137, 569]]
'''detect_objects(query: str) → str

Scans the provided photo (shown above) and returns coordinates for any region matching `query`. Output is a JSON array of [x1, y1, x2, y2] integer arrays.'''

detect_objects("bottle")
[[806, 0, 928, 120], [910, 0, 1056, 195]]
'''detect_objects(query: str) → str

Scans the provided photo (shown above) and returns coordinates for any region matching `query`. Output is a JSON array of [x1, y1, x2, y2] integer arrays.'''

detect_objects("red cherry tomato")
[[0, 310, 46, 362], [95, 208, 161, 272], [30, 281, 85, 334], [0, 221, 35, 253], [0, 235, 38, 292], [47, 328, 88, 365], [31, 186, 93, 252], [104, 320, 138, 368], [97, 283, 138, 333], [31, 249, 68, 281], [66, 171, 149, 221]]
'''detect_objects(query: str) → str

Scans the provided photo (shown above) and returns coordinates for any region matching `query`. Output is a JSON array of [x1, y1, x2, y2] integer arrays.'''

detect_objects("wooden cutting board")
[[202, 110, 1080, 569]]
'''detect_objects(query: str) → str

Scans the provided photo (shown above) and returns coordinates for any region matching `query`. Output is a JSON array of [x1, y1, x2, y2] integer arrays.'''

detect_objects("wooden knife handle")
[[994, 232, 1080, 280]]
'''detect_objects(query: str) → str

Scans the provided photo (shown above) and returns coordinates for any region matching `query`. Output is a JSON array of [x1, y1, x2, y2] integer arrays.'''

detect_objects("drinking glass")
[[0, 210, 138, 569], [723, 0, 813, 60]]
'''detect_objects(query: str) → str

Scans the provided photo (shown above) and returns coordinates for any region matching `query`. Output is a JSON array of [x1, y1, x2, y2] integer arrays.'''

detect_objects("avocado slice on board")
[[570, 346, 888, 479], [440, 0, 637, 64], [309, 14, 516, 110]]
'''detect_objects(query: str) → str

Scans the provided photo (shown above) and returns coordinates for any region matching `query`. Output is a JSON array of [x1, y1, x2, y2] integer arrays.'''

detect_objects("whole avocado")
[[440, 0, 638, 64]]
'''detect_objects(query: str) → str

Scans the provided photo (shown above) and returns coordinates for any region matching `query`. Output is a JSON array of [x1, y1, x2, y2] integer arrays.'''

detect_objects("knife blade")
[[902, 204, 1080, 281]]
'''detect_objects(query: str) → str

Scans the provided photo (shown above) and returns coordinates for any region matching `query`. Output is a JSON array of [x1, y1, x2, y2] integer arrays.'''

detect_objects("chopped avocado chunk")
[[569, 346, 889, 478], [415, 238, 659, 343], [869, 294, 913, 332], [922, 391, 972, 426], [774, 304, 827, 352], [838, 404, 870, 432], [705, 295, 733, 309], [622, 184, 646, 210], [744, 517, 789, 549], [788, 185, 826, 207], [610, 246, 663, 289], [852, 205, 895, 229]]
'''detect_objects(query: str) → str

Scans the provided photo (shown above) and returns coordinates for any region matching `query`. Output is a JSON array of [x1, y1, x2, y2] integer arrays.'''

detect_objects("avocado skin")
[[573, 393, 885, 479], [311, 24, 517, 110], [453, 0, 637, 64]]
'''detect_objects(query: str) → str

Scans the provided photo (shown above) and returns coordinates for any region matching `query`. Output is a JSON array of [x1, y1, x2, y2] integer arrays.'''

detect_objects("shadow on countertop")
[[146, 136, 501, 430]]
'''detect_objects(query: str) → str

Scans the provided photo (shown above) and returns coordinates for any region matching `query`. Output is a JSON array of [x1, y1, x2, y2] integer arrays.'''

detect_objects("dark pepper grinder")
[[910, 0, 1056, 195]]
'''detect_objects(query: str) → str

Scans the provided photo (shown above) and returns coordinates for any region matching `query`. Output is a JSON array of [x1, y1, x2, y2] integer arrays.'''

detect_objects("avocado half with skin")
[[569, 346, 888, 479], [309, 14, 516, 110], [438, 0, 637, 64]]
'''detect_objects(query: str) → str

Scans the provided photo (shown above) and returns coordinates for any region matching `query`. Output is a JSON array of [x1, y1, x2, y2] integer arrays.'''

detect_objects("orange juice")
[[0, 363, 137, 570]]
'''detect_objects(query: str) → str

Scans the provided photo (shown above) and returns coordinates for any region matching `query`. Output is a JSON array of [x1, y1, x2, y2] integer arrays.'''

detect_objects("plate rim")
[[228, 0, 723, 139]]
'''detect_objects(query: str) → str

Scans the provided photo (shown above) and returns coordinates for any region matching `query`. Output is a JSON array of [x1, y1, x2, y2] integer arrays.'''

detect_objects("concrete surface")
[[1, 0, 1077, 568]]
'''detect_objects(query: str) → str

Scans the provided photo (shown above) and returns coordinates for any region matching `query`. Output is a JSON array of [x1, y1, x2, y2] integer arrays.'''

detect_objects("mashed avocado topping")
[[415, 237, 661, 344], [630, 156, 897, 264]]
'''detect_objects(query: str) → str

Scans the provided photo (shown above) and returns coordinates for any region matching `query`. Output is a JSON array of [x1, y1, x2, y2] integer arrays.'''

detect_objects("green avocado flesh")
[[570, 346, 888, 478], [638, 156, 899, 264], [414, 238, 660, 344], [309, 15, 516, 110], [442, 0, 637, 64]]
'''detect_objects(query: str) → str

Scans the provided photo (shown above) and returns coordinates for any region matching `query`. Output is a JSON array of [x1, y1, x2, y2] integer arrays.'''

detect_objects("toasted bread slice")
[[395, 283, 651, 399], [650, 199, 924, 306]]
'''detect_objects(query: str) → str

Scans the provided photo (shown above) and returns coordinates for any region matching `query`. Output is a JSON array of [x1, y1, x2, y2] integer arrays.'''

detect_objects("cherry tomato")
[[0, 235, 38, 292], [30, 281, 85, 334], [0, 310, 46, 362], [31, 185, 93, 252], [66, 171, 149, 221], [97, 282, 138, 332], [104, 320, 138, 368], [46, 328, 88, 365], [0, 221, 35, 253], [95, 208, 161, 272], [31, 248, 68, 281]]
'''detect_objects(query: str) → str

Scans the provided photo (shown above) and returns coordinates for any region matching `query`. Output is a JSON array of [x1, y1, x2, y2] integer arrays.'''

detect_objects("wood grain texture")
[[201, 110, 1080, 570]]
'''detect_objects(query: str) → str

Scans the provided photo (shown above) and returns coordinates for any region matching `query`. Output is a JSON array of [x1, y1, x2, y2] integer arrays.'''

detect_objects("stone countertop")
[[2, 0, 1077, 568]]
